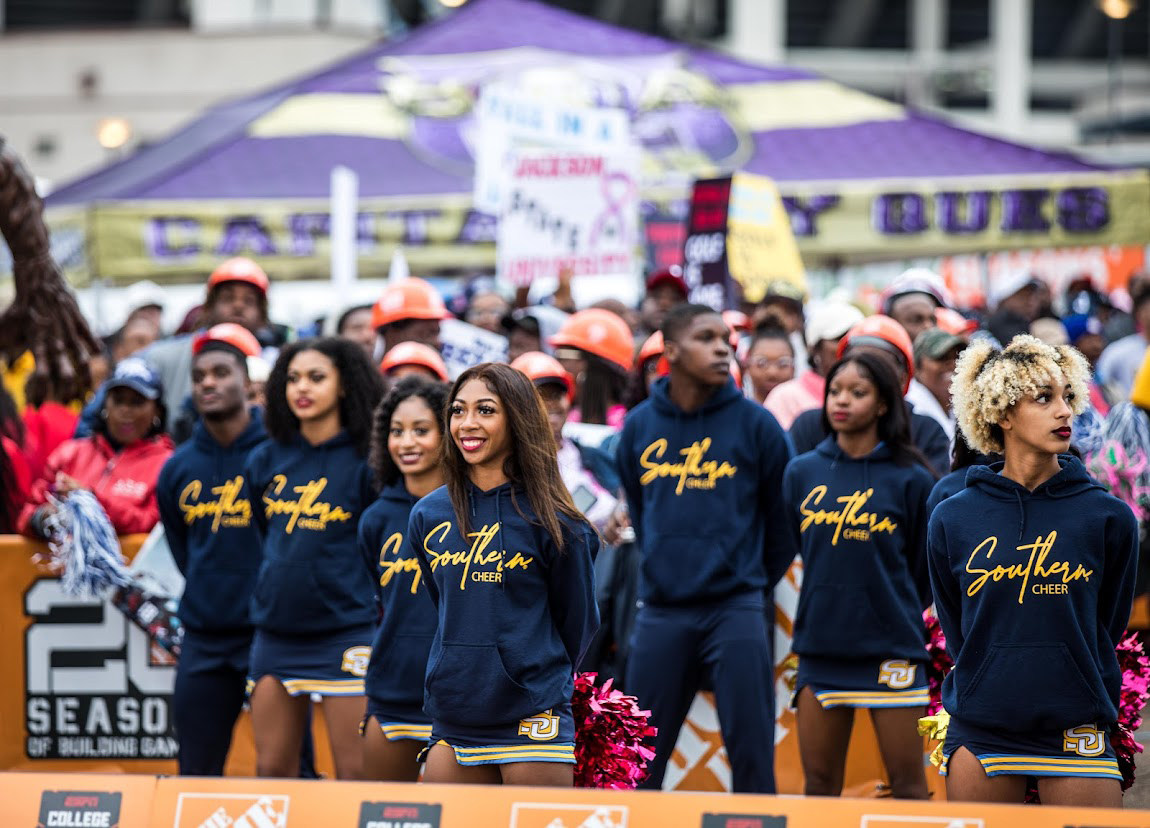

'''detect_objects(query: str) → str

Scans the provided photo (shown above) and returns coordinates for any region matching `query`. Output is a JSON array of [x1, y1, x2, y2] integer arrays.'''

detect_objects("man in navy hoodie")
[[157, 323, 266, 775], [615, 303, 796, 793]]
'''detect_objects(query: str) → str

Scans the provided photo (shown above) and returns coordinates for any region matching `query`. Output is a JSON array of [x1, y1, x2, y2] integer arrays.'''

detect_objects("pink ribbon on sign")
[[588, 170, 636, 249]]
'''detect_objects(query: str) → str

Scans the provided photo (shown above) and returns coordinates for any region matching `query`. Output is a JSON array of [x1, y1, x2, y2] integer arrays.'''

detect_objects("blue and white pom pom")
[[43, 490, 130, 597]]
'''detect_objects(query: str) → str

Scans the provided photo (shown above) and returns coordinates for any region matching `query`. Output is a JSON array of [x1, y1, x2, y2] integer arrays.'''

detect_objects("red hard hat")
[[837, 314, 915, 391], [371, 278, 450, 330], [378, 341, 449, 382], [638, 331, 664, 367], [510, 351, 575, 403], [192, 322, 262, 358], [549, 309, 634, 372], [207, 257, 269, 295]]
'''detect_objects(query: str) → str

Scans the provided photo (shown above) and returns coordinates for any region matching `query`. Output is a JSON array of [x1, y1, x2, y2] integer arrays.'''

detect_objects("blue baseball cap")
[[104, 357, 163, 401]]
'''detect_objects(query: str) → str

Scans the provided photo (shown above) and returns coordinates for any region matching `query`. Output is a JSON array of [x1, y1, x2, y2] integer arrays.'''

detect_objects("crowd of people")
[[3, 252, 1149, 807]]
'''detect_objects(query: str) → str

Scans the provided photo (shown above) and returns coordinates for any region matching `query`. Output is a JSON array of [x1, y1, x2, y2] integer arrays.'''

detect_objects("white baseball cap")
[[805, 302, 865, 349]]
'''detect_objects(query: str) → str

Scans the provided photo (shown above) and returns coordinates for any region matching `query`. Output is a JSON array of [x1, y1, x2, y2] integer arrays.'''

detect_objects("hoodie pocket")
[[958, 643, 1100, 730], [642, 531, 737, 603], [794, 584, 890, 654], [367, 633, 434, 706], [312, 547, 375, 621], [181, 567, 257, 631], [424, 642, 534, 724]]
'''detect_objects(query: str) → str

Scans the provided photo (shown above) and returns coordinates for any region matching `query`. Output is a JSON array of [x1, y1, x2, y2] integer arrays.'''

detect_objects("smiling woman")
[[927, 334, 1138, 808], [409, 363, 599, 788], [17, 357, 173, 539], [359, 376, 450, 783]]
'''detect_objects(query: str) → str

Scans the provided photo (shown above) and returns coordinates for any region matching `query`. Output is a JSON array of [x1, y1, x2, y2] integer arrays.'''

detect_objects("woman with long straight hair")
[[928, 335, 1136, 807], [244, 337, 383, 780], [784, 351, 936, 799], [410, 362, 599, 786]]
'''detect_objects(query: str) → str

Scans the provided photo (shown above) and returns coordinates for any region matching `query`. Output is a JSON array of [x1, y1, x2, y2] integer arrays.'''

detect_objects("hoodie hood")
[[966, 454, 1102, 500], [966, 454, 1104, 542], [649, 375, 743, 417], [191, 407, 266, 453]]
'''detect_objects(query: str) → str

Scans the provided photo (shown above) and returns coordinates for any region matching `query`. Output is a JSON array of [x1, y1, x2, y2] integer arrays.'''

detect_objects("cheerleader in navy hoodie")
[[615, 303, 795, 794], [410, 363, 598, 787], [784, 351, 936, 799], [245, 337, 383, 780], [358, 377, 448, 781], [929, 335, 1137, 807], [157, 323, 266, 776]]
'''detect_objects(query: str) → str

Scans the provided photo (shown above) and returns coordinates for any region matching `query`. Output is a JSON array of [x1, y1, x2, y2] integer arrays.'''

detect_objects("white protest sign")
[[439, 316, 510, 378], [497, 148, 640, 288], [474, 82, 631, 214]]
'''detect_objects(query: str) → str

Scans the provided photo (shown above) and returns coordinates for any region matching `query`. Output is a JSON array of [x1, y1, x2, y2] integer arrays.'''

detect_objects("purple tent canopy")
[[42, 0, 1150, 284]]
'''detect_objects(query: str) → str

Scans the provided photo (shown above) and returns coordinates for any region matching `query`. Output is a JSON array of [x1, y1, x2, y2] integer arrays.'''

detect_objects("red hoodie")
[[19, 433, 174, 537]]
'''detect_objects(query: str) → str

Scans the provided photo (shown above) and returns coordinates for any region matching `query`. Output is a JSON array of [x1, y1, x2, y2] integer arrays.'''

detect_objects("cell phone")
[[572, 484, 597, 515]]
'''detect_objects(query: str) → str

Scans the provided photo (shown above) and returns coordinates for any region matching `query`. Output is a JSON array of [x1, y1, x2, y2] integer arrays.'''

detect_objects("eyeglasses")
[[749, 357, 794, 370]]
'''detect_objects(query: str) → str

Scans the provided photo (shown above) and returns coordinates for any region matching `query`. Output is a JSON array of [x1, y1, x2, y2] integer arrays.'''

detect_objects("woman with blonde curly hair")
[[927, 334, 1137, 807]]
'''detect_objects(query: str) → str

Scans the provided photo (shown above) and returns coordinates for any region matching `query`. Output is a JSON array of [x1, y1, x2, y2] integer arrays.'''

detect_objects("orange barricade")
[[0, 771, 1144, 828], [0, 538, 937, 795]]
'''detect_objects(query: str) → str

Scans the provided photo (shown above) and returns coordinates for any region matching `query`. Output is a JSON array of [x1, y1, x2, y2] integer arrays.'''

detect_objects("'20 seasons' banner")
[[42, 169, 1150, 287]]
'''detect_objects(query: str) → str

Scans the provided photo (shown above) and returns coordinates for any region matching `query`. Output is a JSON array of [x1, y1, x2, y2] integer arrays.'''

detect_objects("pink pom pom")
[[1114, 631, 1150, 791], [572, 672, 658, 788], [922, 609, 954, 716]]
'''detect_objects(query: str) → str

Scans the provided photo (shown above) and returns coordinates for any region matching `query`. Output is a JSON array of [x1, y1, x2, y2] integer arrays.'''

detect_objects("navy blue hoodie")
[[928, 456, 1138, 731], [410, 483, 599, 727], [784, 437, 935, 661], [245, 430, 378, 634], [358, 481, 436, 711], [615, 376, 795, 606], [157, 411, 267, 633]]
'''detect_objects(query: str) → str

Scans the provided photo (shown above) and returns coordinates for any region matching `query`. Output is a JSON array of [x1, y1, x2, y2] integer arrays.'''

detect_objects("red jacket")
[[22, 402, 80, 482], [19, 434, 174, 537]]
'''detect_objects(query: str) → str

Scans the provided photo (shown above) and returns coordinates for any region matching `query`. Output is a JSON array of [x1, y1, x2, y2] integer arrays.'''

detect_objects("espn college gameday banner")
[[0, 772, 1145, 828]]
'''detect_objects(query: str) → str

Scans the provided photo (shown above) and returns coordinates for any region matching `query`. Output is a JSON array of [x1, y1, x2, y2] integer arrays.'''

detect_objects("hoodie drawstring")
[[1014, 489, 1025, 542]]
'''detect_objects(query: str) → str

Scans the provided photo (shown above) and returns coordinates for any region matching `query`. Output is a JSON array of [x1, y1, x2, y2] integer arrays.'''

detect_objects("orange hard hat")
[[638, 331, 664, 368], [549, 309, 634, 372], [378, 341, 449, 382], [192, 322, 262, 358], [935, 307, 978, 337], [730, 360, 742, 388], [837, 314, 915, 391], [510, 351, 575, 403], [207, 257, 269, 295], [371, 278, 450, 330]]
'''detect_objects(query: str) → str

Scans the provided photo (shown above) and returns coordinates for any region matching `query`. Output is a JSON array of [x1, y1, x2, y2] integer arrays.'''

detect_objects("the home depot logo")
[[172, 794, 289, 828], [509, 804, 627, 828], [860, 817, 984, 828]]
